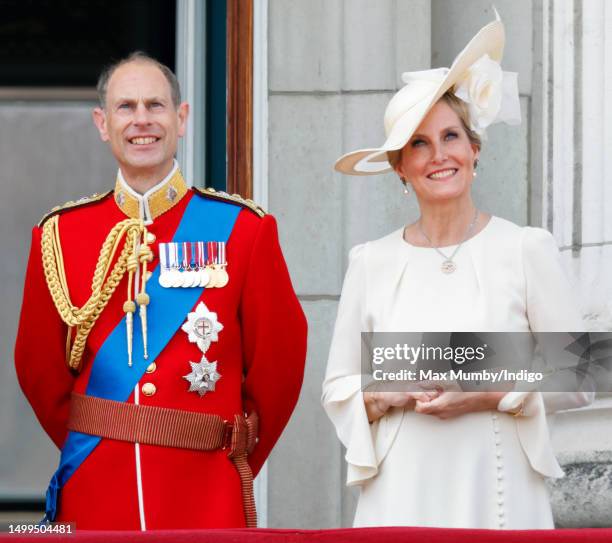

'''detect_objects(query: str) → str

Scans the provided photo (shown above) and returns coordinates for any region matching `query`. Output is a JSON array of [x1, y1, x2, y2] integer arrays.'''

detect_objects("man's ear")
[[92, 107, 110, 142], [177, 102, 190, 138]]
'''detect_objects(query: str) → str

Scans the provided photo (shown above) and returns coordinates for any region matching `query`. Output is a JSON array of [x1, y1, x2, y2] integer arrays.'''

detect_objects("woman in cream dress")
[[322, 16, 591, 529]]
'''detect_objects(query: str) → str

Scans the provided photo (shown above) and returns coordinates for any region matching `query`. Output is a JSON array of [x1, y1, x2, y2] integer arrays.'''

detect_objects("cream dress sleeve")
[[498, 227, 593, 476], [321, 244, 380, 485]]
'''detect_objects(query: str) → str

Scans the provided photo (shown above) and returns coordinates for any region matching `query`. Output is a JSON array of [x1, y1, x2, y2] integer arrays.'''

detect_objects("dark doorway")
[[0, 0, 176, 87]]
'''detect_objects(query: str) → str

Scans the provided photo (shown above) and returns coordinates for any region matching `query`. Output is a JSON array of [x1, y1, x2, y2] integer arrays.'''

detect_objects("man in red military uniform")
[[14, 52, 307, 530]]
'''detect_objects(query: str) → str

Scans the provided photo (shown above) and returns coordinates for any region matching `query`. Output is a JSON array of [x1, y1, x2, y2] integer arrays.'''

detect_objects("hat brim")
[[335, 18, 505, 176]]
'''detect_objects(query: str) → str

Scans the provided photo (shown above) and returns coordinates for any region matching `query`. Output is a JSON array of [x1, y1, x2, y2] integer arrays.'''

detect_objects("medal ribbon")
[[188, 242, 196, 270], [44, 195, 241, 522], [196, 241, 204, 270], [181, 242, 189, 271], [159, 243, 168, 272], [171, 242, 179, 270], [205, 241, 212, 267]]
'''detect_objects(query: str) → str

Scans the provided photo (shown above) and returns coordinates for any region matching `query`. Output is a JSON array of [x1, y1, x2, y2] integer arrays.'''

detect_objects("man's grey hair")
[[96, 51, 181, 109]]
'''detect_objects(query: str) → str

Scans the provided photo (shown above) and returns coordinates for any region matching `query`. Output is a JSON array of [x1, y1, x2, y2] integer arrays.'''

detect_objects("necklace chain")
[[417, 209, 479, 273]]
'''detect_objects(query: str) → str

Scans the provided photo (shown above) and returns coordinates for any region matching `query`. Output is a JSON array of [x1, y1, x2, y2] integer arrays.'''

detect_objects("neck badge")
[[181, 302, 224, 397]]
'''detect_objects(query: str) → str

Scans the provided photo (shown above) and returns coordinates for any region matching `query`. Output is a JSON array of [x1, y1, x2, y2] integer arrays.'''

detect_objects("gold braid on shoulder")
[[41, 215, 153, 371]]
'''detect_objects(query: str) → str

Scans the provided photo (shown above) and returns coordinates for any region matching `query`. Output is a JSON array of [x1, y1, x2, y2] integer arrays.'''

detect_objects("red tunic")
[[14, 184, 307, 530]]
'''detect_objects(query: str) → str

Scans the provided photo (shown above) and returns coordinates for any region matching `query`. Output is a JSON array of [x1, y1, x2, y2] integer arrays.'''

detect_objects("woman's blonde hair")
[[387, 91, 482, 170]]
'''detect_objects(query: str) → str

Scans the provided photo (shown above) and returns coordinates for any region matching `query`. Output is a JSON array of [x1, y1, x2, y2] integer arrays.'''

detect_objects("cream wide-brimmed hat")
[[335, 13, 520, 176]]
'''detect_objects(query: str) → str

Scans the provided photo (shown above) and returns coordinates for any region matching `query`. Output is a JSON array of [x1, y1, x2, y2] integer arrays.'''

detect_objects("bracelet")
[[511, 400, 525, 417]]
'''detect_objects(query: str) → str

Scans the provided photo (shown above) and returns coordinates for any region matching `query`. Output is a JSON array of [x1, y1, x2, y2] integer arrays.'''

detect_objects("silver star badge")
[[183, 357, 221, 397], [181, 302, 223, 354]]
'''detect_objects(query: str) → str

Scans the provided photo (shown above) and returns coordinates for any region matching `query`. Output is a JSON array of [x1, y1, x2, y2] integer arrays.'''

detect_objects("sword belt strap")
[[68, 392, 258, 527]]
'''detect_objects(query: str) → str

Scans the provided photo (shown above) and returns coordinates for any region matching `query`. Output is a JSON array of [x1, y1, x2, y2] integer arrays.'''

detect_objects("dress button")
[[491, 414, 498, 421], [495, 437, 501, 445], [145, 362, 157, 373], [497, 497, 504, 506], [499, 520, 506, 528], [147, 232, 156, 243], [497, 472, 504, 481], [496, 450, 503, 458], [142, 382, 156, 396]]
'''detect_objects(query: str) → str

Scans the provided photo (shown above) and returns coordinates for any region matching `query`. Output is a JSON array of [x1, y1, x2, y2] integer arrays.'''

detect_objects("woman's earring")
[[473, 159, 479, 178], [401, 179, 411, 194]]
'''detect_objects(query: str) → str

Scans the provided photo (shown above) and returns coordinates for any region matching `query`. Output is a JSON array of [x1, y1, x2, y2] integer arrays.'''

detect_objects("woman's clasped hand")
[[413, 390, 506, 419], [365, 390, 506, 421]]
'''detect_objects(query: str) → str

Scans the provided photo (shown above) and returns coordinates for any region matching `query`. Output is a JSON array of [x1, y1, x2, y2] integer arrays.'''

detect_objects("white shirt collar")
[[116, 160, 180, 224]]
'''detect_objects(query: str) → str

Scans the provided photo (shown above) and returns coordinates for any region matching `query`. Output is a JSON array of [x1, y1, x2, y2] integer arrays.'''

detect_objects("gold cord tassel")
[[124, 232, 140, 367], [124, 306, 135, 366], [65, 325, 74, 365], [136, 230, 154, 359], [41, 215, 148, 372]]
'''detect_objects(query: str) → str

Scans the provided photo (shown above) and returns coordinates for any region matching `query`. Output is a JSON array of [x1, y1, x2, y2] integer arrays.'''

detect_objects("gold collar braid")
[[114, 169, 189, 222], [41, 215, 154, 371]]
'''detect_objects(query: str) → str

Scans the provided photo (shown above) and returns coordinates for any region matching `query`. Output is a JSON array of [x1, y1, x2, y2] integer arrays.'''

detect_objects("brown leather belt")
[[68, 392, 258, 527]]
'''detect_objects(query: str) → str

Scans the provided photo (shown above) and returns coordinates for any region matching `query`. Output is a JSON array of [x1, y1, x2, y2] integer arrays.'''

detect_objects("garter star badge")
[[183, 358, 221, 396], [181, 302, 223, 353], [181, 302, 224, 397]]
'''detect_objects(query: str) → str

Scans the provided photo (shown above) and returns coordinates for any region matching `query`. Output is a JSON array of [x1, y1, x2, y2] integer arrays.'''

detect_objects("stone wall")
[[266, 0, 430, 528], [0, 103, 117, 499]]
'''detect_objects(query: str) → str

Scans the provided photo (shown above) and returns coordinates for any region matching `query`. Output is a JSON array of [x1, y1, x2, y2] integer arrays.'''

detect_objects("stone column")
[[266, 0, 430, 528], [533, 0, 612, 527]]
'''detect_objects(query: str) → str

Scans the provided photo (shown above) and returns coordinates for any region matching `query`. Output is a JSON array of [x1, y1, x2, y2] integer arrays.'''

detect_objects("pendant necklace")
[[418, 209, 479, 274]]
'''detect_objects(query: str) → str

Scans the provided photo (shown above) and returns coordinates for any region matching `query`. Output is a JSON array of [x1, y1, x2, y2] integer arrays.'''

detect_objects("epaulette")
[[193, 187, 266, 218], [38, 190, 113, 227]]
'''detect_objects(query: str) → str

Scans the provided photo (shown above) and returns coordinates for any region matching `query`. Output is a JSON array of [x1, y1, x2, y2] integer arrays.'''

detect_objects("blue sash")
[[44, 194, 241, 521]]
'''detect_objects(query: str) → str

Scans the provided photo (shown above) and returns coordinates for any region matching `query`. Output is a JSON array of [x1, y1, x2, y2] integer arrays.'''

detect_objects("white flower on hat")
[[454, 54, 503, 134]]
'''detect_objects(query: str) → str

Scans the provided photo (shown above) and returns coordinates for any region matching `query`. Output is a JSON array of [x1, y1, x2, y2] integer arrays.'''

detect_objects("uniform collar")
[[113, 160, 189, 224]]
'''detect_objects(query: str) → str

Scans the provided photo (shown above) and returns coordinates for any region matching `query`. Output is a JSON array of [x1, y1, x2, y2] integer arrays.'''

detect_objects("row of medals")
[[159, 265, 229, 288], [158, 241, 229, 289]]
